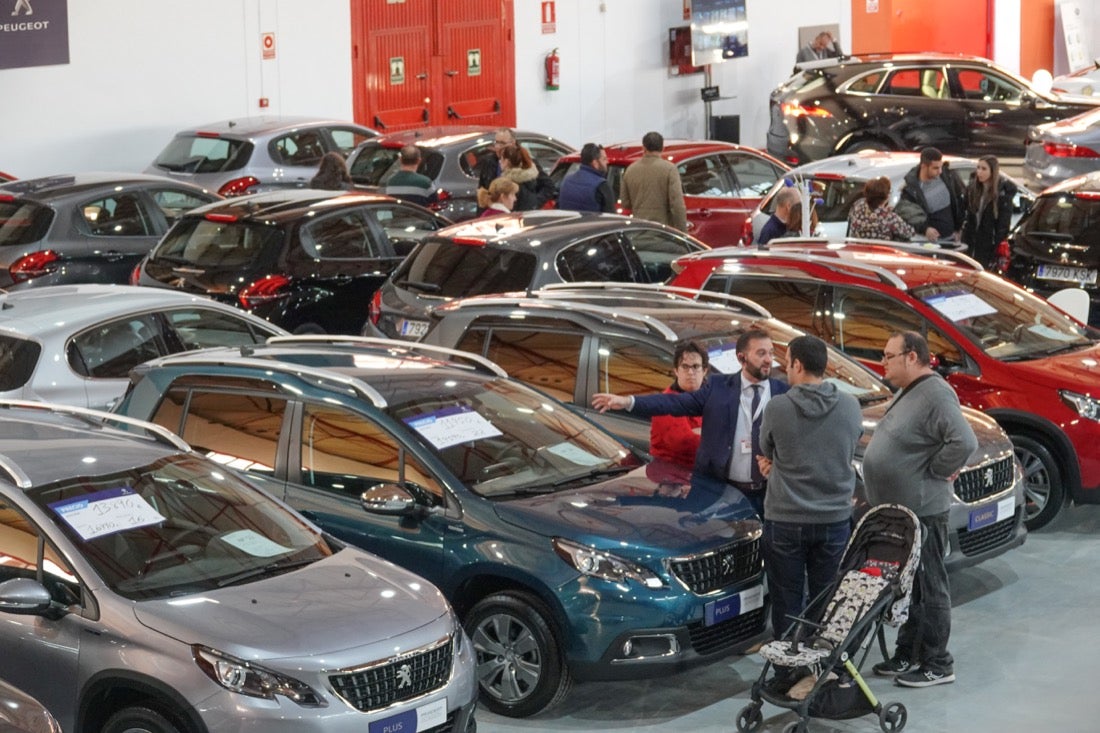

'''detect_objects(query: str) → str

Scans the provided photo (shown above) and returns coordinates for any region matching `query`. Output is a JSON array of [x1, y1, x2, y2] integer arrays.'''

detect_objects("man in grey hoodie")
[[757, 335, 863, 639], [863, 331, 977, 689]]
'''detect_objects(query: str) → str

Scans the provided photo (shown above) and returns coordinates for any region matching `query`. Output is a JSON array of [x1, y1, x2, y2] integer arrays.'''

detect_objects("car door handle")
[[883, 106, 907, 115], [696, 209, 713, 218], [967, 110, 991, 120], [103, 251, 127, 262]]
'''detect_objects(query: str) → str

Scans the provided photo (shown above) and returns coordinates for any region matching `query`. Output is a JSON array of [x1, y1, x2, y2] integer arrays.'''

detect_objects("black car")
[[131, 189, 451, 334], [766, 53, 1100, 164], [365, 210, 708, 341], [1006, 171, 1100, 325], [0, 173, 220, 289]]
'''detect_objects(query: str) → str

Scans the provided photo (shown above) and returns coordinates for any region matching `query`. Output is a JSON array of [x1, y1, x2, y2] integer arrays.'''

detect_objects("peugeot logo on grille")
[[395, 664, 413, 689], [721, 552, 736, 575], [983, 468, 994, 488]]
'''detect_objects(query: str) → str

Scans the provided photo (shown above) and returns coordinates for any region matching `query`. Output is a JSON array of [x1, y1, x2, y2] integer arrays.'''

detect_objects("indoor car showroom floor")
[[479, 503, 1100, 732]]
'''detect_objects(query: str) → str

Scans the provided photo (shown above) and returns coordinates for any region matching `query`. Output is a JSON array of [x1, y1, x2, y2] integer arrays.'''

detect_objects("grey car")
[[145, 116, 377, 197], [747, 151, 1034, 245], [346, 125, 576, 221], [0, 680, 60, 733], [0, 285, 286, 410], [0, 401, 477, 733], [1023, 107, 1100, 189]]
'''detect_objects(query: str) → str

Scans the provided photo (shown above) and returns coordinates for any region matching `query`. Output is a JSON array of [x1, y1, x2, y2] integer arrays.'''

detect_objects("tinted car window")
[[0, 200, 52, 246], [329, 126, 374, 156], [522, 140, 569, 173], [622, 229, 695, 283], [69, 314, 164, 378], [726, 154, 785, 197], [478, 326, 583, 403], [366, 205, 445, 257], [349, 145, 401, 185], [302, 210, 378, 259], [678, 156, 732, 197], [954, 68, 1023, 103], [397, 241, 537, 297], [714, 277, 822, 326], [271, 130, 326, 167], [157, 389, 285, 475], [832, 287, 965, 367], [150, 188, 215, 224], [154, 219, 285, 267], [153, 136, 251, 173], [85, 194, 153, 237], [596, 336, 673, 395], [164, 308, 270, 349], [0, 498, 79, 607], [846, 70, 885, 94], [0, 335, 41, 390], [1018, 193, 1100, 249], [557, 235, 635, 281], [300, 403, 444, 500]]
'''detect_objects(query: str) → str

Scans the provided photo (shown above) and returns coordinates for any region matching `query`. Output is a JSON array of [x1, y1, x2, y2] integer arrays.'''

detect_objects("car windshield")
[[386, 377, 641, 497], [912, 272, 1095, 360], [152, 218, 285, 267], [394, 240, 537, 297], [1016, 192, 1100, 252], [152, 135, 252, 174], [31, 454, 331, 601], [697, 332, 891, 404], [0, 200, 53, 246]]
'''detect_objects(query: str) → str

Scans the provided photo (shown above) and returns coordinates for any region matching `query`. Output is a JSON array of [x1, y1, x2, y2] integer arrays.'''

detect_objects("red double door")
[[351, 0, 516, 132]]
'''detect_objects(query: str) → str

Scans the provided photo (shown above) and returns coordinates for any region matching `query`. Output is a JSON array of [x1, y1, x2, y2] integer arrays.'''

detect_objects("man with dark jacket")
[[592, 329, 787, 517], [557, 143, 615, 213], [896, 147, 966, 242]]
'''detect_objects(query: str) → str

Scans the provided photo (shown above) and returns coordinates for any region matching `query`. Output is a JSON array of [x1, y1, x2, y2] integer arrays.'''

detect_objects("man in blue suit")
[[593, 328, 787, 518]]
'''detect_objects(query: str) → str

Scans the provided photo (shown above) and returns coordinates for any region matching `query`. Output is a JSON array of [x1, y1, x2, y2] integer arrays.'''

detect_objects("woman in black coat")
[[961, 155, 1016, 269], [499, 144, 556, 211]]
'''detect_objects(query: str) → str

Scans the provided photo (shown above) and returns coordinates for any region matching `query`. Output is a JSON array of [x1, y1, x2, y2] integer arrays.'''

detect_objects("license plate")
[[398, 318, 429, 338], [368, 696, 446, 733], [704, 584, 764, 626], [968, 496, 1015, 531], [1036, 264, 1098, 285]]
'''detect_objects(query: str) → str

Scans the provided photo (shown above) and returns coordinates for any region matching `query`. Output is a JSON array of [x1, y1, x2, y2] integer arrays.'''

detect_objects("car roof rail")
[[0, 399, 192, 456], [154, 353, 391, 408], [535, 282, 774, 318], [0, 453, 32, 489], [438, 295, 683, 341], [836, 238, 984, 270], [265, 335, 509, 378], [690, 247, 910, 290]]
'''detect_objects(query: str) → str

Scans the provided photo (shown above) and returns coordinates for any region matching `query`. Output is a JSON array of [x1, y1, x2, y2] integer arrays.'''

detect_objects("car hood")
[[997, 342, 1100, 387], [491, 463, 759, 558], [133, 548, 447, 661], [858, 402, 1011, 460]]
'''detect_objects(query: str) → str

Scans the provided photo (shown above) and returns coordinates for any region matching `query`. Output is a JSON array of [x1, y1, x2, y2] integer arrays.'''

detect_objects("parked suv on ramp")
[[0, 400, 476, 733], [671, 240, 1100, 530], [115, 337, 767, 717]]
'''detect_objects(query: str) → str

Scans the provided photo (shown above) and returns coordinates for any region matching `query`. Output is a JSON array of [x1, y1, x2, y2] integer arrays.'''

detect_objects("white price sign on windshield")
[[405, 405, 502, 450], [50, 487, 166, 541]]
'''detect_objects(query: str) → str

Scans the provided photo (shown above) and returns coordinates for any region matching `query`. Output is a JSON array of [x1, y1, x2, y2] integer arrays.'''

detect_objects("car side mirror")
[[361, 483, 423, 516], [0, 578, 54, 616]]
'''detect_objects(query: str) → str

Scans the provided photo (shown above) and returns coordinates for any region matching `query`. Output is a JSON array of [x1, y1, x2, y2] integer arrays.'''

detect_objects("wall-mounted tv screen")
[[691, 0, 748, 65]]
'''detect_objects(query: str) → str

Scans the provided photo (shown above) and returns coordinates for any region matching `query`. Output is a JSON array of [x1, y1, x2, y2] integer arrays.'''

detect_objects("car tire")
[[102, 705, 182, 733], [465, 591, 571, 717], [292, 322, 326, 335], [1012, 433, 1065, 531], [843, 140, 891, 154]]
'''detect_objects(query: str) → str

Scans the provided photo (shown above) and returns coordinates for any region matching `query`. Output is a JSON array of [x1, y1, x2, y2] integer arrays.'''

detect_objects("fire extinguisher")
[[545, 48, 560, 91]]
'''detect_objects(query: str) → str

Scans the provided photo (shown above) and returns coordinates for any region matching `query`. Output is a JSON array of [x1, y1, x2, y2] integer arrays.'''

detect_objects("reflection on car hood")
[[492, 463, 759, 556], [994, 341, 1100, 385], [133, 548, 446, 661]]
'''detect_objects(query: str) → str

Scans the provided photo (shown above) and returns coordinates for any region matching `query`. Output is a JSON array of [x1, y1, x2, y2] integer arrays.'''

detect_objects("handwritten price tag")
[[405, 405, 502, 450], [50, 487, 166, 541]]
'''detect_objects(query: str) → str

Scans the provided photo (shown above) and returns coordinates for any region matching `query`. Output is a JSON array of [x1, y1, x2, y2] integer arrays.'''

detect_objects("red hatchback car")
[[670, 240, 1100, 530], [549, 140, 789, 247]]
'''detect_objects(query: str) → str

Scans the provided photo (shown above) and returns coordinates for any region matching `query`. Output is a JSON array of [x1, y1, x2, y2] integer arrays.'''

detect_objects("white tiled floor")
[[479, 503, 1100, 732]]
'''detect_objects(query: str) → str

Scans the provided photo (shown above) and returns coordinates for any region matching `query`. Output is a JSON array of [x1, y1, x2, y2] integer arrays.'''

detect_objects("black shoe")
[[896, 666, 956, 688], [872, 655, 914, 677]]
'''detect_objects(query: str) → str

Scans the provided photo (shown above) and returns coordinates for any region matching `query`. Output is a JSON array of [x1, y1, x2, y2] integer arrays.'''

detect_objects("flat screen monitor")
[[691, 0, 748, 66]]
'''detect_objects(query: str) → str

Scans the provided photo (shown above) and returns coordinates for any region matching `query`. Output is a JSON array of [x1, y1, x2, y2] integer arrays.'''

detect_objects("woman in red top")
[[649, 342, 707, 467]]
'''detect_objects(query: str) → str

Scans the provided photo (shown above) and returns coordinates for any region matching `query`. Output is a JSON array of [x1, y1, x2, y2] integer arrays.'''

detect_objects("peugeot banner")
[[0, 0, 69, 70]]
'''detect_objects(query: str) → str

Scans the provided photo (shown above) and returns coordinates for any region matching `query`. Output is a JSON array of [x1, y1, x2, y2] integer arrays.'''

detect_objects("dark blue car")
[[115, 337, 766, 717]]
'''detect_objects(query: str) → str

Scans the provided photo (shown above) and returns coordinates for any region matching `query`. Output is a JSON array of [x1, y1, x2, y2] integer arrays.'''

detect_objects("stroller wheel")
[[879, 701, 908, 732], [735, 703, 763, 733], [781, 720, 808, 733]]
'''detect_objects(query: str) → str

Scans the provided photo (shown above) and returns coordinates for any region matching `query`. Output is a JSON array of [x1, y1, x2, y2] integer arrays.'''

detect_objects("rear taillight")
[[1042, 142, 1100, 158], [740, 218, 754, 246], [218, 176, 261, 197], [204, 212, 239, 222], [992, 240, 1011, 275], [238, 275, 291, 309], [368, 289, 383, 326], [428, 189, 452, 212], [781, 101, 833, 118], [10, 250, 59, 282], [129, 261, 143, 285], [0, 194, 14, 203]]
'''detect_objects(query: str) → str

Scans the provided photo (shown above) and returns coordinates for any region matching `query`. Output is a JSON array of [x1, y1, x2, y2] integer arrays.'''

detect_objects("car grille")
[[953, 455, 1014, 504], [329, 637, 452, 713], [688, 606, 767, 655], [669, 538, 762, 595], [958, 508, 1020, 557]]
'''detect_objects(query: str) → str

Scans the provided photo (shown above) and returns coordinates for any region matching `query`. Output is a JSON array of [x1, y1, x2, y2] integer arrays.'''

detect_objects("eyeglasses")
[[881, 350, 911, 362], [677, 363, 705, 372], [493, 138, 511, 146]]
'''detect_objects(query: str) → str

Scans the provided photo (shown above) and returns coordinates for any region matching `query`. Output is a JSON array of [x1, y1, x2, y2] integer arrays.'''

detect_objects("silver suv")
[[0, 401, 476, 733]]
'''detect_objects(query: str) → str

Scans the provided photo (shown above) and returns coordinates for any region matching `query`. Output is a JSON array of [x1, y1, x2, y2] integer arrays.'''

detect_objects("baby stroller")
[[735, 504, 921, 733]]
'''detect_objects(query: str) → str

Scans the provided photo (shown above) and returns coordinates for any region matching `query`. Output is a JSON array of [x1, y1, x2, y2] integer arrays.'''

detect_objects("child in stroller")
[[736, 504, 922, 733]]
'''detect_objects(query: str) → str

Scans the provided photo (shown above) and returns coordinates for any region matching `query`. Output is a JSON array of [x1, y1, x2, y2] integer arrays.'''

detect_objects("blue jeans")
[[895, 512, 953, 673], [762, 519, 851, 639]]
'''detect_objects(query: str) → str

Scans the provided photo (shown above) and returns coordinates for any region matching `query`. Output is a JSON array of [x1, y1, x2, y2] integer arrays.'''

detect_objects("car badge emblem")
[[396, 663, 413, 689], [983, 468, 994, 488], [721, 552, 735, 575]]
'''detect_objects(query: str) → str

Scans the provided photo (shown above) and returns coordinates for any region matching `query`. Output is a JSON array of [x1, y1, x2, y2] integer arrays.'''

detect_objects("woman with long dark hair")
[[961, 155, 1016, 268]]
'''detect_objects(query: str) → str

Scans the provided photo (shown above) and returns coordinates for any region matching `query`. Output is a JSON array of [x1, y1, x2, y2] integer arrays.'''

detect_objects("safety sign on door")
[[390, 56, 405, 85], [467, 49, 481, 77]]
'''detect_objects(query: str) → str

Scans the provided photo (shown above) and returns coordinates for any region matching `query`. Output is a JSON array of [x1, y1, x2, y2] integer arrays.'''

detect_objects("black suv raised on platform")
[[767, 53, 1100, 164]]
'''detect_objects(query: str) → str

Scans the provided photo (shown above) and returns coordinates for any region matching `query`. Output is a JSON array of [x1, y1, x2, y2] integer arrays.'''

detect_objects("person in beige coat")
[[620, 131, 688, 231]]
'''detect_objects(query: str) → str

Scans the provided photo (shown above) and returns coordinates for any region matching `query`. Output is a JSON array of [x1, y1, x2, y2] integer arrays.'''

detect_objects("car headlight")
[[192, 645, 326, 706], [451, 609, 466, 656], [552, 537, 665, 589], [1060, 390, 1100, 422]]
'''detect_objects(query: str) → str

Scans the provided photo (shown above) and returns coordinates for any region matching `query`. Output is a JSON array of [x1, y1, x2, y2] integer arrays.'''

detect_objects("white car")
[[0, 284, 286, 409], [1052, 61, 1100, 97], [746, 150, 1034, 245]]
